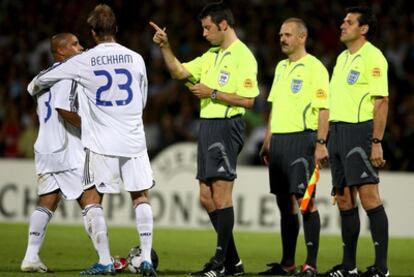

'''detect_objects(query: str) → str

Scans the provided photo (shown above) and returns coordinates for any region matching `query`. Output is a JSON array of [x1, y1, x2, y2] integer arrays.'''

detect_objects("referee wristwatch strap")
[[210, 89, 218, 100], [372, 138, 382, 144], [316, 138, 327, 145]]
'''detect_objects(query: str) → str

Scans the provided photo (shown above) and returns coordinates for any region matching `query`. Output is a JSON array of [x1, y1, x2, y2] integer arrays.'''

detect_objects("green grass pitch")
[[0, 223, 412, 276]]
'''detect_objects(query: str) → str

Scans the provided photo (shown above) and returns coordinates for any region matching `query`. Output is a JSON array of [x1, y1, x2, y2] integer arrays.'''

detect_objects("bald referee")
[[150, 2, 259, 277], [324, 7, 390, 277], [259, 18, 329, 277]]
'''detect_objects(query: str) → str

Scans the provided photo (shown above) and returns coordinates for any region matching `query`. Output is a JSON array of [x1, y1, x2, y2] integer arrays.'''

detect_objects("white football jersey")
[[28, 43, 148, 157], [34, 79, 84, 174]]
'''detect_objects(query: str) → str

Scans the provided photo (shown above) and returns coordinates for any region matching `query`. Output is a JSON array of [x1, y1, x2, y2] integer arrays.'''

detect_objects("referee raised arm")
[[150, 2, 259, 277]]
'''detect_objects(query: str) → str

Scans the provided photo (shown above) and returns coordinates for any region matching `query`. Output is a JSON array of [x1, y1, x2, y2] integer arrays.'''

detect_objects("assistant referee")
[[259, 17, 329, 277], [325, 6, 390, 277]]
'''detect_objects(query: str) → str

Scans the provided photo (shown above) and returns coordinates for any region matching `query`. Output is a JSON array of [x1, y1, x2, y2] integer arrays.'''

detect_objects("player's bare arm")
[[56, 109, 81, 128], [149, 21, 190, 80], [189, 83, 254, 109], [371, 96, 389, 168]]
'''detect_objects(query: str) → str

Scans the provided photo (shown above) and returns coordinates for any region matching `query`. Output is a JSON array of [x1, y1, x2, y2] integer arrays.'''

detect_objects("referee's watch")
[[372, 138, 382, 144], [210, 90, 218, 100], [316, 138, 327, 145]]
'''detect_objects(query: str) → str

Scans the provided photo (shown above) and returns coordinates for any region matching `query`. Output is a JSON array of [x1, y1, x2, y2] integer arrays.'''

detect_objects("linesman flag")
[[299, 165, 320, 214]]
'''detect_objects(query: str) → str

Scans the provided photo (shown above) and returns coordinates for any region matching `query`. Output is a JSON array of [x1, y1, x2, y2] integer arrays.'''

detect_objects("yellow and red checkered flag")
[[299, 165, 320, 214]]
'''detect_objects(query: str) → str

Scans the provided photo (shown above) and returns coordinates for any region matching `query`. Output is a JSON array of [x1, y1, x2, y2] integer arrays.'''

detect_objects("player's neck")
[[346, 38, 367, 54], [95, 35, 116, 44]]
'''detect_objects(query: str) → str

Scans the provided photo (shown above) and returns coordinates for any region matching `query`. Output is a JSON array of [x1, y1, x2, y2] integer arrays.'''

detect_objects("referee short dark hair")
[[346, 6, 377, 40], [198, 1, 235, 28]]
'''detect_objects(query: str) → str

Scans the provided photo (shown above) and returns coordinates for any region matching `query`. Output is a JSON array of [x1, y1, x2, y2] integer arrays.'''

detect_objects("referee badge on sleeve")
[[291, 79, 303, 93], [347, 70, 360, 85]]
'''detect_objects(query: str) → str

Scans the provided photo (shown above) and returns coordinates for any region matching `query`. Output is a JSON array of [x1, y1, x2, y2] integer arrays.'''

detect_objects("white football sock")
[[83, 204, 112, 265], [135, 203, 154, 263], [81, 210, 97, 251], [23, 207, 53, 262]]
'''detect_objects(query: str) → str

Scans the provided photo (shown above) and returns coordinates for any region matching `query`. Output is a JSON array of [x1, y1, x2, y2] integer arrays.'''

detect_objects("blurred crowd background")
[[0, 0, 413, 170]]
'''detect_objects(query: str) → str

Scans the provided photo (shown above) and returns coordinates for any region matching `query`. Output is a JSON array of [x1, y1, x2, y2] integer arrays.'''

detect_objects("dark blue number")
[[43, 90, 52, 123], [94, 68, 133, 106], [114, 68, 133, 106], [94, 70, 113, 106]]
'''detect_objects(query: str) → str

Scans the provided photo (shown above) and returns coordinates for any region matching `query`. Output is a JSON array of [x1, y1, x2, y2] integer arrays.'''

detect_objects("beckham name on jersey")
[[91, 54, 133, 66]]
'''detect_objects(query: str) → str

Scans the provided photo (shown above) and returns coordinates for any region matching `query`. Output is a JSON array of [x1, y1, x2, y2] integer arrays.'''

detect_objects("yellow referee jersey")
[[268, 54, 329, 133], [329, 41, 388, 123], [183, 40, 259, 119]]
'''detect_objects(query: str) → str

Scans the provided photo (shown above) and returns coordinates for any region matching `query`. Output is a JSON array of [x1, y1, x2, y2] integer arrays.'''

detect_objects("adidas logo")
[[306, 241, 314, 246], [298, 183, 305, 190], [360, 171, 369, 178], [374, 241, 380, 246], [98, 182, 106, 187], [217, 166, 226, 173]]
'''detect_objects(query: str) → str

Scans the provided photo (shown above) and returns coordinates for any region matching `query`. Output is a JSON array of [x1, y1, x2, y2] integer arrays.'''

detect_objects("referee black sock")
[[208, 210, 240, 265], [280, 214, 299, 267], [214, 207, 235, 264], [367, 205, 388, 273], [303, 210, 320, 268], [340, 207, 360, 271]]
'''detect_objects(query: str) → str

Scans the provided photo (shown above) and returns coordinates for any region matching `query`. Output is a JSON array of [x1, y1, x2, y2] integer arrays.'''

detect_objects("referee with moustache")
[[259, 18, 329, 277], [150, 2, 259, 277]]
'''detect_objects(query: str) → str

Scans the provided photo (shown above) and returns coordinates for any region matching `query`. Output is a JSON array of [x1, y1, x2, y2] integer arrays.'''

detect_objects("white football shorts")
[[84, 150, 155, 193], [37, 168, 83, 200]]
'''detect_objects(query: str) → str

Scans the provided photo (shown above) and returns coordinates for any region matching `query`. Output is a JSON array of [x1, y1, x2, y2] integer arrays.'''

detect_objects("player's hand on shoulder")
[[149, 21, 169, 48]]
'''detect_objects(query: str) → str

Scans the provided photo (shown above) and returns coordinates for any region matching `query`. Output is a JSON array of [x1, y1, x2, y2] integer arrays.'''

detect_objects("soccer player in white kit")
[[28, 4, 157, 276], [21, 33, 85, 273]]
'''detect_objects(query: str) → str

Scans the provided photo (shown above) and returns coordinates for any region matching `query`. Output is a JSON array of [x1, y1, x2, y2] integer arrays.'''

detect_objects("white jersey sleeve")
[[28, 43, 149, 157]]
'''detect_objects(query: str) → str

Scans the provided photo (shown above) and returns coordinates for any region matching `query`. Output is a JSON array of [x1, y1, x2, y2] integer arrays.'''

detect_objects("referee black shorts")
[[328, 120, 379, 189], [197, 116, 245, 182], [268, 131, 316, 196]]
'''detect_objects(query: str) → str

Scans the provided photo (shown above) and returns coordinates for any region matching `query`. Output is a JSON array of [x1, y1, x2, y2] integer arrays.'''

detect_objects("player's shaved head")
[[50, 33, 74, 56], [50, 33, 82, 62], [283, 17, 308, 39]]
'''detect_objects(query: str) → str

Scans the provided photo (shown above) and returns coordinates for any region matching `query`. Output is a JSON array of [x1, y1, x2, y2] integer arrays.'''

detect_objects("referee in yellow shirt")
[[324, 7, 390, 277], [259, 18, 329, 277], [150, 2, 259, 277]]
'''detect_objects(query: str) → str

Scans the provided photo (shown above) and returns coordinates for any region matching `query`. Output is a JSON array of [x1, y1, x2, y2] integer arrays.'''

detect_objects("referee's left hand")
[[189, 83, 212, 99]]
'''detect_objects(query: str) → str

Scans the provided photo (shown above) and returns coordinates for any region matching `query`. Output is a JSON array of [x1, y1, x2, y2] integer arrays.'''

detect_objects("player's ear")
[[55, 47, 65, 58]]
